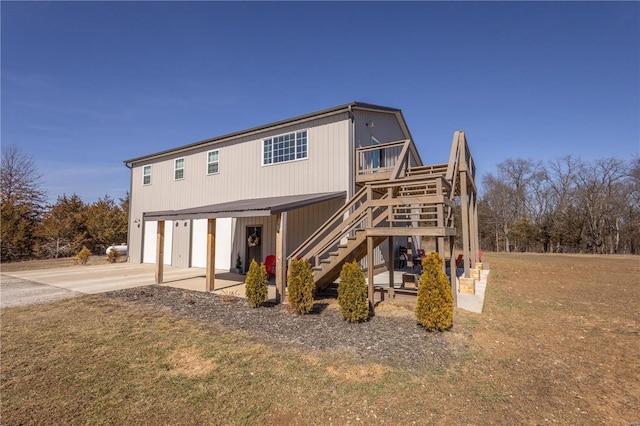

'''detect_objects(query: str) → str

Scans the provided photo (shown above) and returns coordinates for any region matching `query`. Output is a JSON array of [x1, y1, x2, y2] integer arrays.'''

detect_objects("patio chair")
[[264, 255, 276, 280], [396, 246, 408, 269]]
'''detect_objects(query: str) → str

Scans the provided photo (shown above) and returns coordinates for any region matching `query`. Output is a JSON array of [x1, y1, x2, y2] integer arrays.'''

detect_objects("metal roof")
[[143, 191, 346, 221], [124, 101, 405, 165]]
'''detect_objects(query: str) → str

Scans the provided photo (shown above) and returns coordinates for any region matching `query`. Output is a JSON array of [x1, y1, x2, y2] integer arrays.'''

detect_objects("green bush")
[[74, 246, 92, 265], [245, 259, 268, 308], [415, 252, 453, 331], [106, 248, 121, 263], [337, 261, 370, 323], [286, 258, 315, 315]]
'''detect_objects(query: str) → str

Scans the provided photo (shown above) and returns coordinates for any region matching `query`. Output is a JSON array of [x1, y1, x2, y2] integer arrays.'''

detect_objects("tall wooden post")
[[367, 236, 374, 305], [387, 236, 395, 300], [155, 220, 165, 284], [206, 218, 216, 291], [275, 212, 287, 304], [460, 172, 471, 277], [449, 235, 457, 307]]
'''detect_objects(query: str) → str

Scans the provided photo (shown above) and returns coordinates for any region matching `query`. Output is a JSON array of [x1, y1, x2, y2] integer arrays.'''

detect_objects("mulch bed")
[[105, 285, 468, 371]]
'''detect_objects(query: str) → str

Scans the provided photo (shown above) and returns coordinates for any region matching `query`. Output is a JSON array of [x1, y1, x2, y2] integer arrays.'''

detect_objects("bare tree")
[[575, 158, 629, 254], [1, 146, 47, 261]]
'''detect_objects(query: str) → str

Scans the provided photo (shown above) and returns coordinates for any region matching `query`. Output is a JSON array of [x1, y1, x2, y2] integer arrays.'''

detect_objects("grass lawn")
[[1, 252, 638, 424]]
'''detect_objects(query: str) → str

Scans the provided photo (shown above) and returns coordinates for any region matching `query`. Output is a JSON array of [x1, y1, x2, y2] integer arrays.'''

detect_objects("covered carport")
[[143, 191, 345, 303]]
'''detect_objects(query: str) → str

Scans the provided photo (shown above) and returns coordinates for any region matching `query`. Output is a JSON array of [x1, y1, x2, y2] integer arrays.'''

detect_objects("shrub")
[[74, 246, 92, 265], [337, 261, 370, 323], [245, 259, 268, 308], [415, 252, 453, 331], [106, 248, 121, 263], [287, 258, 315, 315]]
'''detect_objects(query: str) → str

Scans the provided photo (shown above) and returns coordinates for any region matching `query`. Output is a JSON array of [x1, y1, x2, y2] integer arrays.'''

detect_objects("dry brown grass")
[[1, 252, 638, 424]]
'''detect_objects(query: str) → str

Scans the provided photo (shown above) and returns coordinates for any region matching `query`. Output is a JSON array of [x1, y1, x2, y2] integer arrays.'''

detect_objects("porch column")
[[155, 220, 165, 284], [460, 172, 471, 277], [387, 236, 395, 300], [449, 235, 457, 307], [206, 218, 216, 291], [275, 212, 287, 304], [367, 236, 374, 305]]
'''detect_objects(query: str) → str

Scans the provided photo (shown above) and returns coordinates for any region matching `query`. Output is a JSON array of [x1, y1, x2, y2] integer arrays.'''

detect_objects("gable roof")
[[124, 101, 412, 165]]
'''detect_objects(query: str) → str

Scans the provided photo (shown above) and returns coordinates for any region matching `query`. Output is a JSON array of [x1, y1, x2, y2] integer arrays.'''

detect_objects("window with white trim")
[[263, 130, 308, 165], [207, 150, 219, 175], [174, 158, 185, 180], [142, 165, 152, 185]]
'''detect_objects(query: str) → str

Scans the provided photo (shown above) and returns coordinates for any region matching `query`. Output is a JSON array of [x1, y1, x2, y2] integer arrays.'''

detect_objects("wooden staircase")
[[288, 131, 478, 293]]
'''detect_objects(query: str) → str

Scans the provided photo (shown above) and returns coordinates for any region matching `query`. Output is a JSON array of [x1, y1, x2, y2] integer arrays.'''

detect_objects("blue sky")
[[2, 1, 638, 203]]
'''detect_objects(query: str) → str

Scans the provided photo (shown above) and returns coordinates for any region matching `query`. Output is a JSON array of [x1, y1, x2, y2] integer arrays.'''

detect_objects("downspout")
[[125, 161, 134, 263], [348, 105, 355, 200]]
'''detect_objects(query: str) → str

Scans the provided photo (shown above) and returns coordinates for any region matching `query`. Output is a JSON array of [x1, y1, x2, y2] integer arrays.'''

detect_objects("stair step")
[[320, 259, 331, 264], [338, 244, 348, 249], [329, 251, 339, 256], [312, 267, 323, 271]]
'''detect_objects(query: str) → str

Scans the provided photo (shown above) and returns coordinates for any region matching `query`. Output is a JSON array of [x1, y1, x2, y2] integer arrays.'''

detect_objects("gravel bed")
[[105, 285, 468, 371]]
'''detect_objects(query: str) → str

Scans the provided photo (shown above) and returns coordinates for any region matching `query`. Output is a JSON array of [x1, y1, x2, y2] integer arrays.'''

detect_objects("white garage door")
[[191, 218, 232, 270], [142, 220, 173, 265]]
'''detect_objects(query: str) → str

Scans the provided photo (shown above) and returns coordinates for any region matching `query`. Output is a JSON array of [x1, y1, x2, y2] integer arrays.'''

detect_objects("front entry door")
[[245, 226, 262, 272]]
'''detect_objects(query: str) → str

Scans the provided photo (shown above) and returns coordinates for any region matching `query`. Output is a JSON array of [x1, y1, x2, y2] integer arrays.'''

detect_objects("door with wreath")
[[245, 226, 262, 273]]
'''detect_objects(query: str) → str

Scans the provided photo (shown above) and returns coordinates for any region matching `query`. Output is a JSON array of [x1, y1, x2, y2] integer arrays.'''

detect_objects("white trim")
[[174, 157, 185, 181], [142, 164, 152, 186], [206, 149, 220, 175], [261, 129, 309, 166]]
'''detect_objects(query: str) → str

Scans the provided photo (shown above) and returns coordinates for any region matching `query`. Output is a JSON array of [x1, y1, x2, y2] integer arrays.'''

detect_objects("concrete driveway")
[[0, 263, 211, 309]]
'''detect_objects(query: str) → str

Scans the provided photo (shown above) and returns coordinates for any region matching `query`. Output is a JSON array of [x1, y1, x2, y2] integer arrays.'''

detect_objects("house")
[[124, 102, 479, 305]]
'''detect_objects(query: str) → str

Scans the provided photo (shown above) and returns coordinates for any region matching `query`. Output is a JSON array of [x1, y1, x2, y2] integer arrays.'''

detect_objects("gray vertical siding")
[[128, 113, 351, 263]]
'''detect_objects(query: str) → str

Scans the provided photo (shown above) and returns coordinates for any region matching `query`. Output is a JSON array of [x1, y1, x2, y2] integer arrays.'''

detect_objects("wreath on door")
[[247, 232, 261, 247]]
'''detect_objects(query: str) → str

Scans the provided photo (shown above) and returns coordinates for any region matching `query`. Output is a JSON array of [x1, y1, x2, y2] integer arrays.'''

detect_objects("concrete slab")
[[367, 268, 489, 313], [2, 263, 275, 303], [0, 275, 79, 309]]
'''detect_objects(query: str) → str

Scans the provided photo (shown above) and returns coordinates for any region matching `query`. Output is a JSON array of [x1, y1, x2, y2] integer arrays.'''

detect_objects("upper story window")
[[142, 165, 152, 185], [207, 150, 219, 175], [263, 130, 308, 165], [174, 158, 185, 180]]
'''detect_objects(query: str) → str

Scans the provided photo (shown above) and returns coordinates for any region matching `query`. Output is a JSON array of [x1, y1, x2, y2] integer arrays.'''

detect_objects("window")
[[142, 165, 152, 185], [207, 150, 219, 175], [174, 158, 185, 180], [263, 130, 308, 165]]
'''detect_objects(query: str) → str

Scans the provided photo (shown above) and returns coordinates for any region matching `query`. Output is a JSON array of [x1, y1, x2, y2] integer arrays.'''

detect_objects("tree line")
[[478, 156, 640, 254], [2, 146, 639, 262], [1, 146, 128, 262]]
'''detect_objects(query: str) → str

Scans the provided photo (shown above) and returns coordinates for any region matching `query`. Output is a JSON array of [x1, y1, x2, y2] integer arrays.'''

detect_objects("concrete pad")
[[367, 268, 489, 313], [2, 263, 276, 303], [0, 275, 79, 309]]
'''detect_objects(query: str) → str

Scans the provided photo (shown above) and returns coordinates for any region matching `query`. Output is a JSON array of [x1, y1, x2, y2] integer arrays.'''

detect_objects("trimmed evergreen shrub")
[[416, 252, 453, 331], [286, 258, 315, 315], [245, 259, 268, 308], [74, 246, 92, 265], [337, 261, 370, 323]]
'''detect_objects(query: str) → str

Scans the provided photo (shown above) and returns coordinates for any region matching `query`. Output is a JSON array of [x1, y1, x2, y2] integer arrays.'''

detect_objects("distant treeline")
[[477, 156, 639, 254], [2, 146, 639, 262], [1, 146, 128, 262]]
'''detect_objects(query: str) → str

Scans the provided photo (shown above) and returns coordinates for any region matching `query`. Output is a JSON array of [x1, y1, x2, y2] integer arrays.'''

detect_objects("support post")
[[275, 212, 287, 304], [460, 172, 471, 277], [367, 236, 374, 306], [206, 218, 216, 291], [449, 235, 457, 307], [155, 220, 165, 284], [387, 236, 395, 299]]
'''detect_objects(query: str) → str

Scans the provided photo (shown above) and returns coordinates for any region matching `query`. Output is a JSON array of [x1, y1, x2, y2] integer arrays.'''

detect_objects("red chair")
[[264, 255, 276, 280], [455, 254, 464, 268]]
